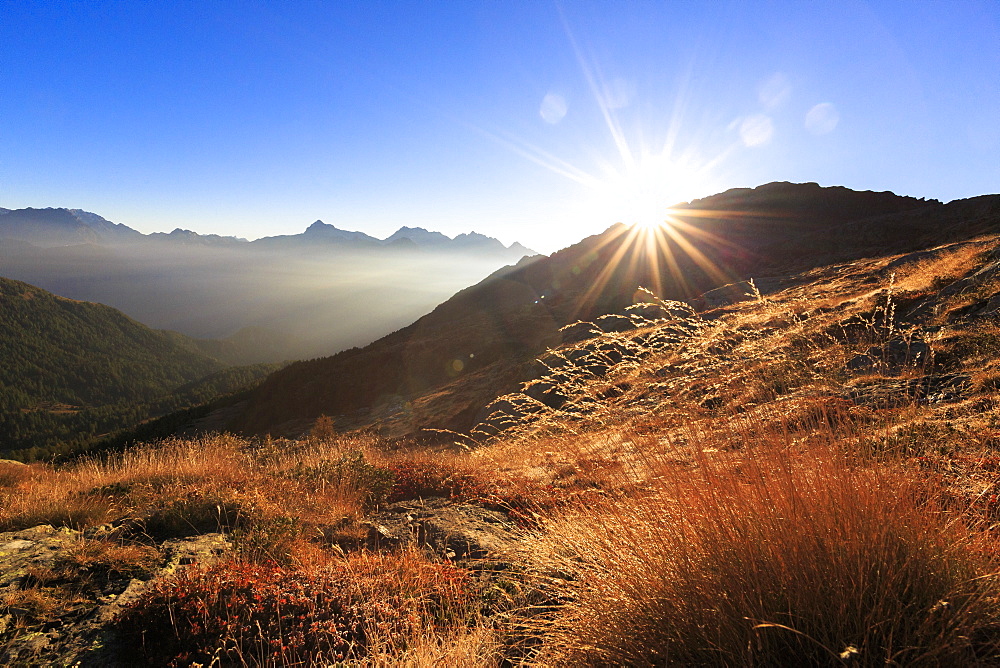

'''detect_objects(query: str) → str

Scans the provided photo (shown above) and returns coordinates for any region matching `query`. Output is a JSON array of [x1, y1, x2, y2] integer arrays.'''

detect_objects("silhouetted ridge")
[[229, 183, 1000, 439]]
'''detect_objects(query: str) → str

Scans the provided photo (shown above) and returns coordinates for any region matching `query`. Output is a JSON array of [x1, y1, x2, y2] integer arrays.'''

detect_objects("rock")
[[0, 525, 76, 588], [885, 338, 930, 366], [82, 524, 119, 540], [161, 533, 231, 573], [0, 539, 35, 552], [0, 526, 232, 667], [847, 373, 969, 406], [364, 498, 521, 561]]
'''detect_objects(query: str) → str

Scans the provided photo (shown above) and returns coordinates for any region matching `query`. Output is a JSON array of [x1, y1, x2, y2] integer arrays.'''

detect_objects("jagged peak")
[[507, 241, 537, 255], [305, 220, 336, 232]]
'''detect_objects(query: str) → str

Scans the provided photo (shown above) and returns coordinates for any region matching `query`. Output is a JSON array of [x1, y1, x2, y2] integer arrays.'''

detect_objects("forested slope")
[[0, 277, 279, 457]]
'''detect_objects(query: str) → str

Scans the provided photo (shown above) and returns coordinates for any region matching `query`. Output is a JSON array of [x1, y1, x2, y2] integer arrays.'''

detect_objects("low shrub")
[[139, 492, 248, 539], [287, 451, 395, 507], [229, 514, 303, 565], [385, 460, 489, 503], [116, 553, 477, 666]]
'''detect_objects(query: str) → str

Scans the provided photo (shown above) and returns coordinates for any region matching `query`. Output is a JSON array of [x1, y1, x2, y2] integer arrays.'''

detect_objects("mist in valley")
[[0, 222, 534, 362]]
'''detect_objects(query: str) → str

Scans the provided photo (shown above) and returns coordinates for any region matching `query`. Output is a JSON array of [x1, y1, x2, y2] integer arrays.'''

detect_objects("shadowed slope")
[[0, 277, 278, 456], [230, 183, 998, 439]]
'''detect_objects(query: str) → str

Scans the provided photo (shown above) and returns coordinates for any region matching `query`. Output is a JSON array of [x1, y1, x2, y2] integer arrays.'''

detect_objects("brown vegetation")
[[7, 232, 1000, 664]]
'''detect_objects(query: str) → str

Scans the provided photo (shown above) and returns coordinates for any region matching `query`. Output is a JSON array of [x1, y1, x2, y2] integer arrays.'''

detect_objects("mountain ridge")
[[0, 207, 535, 255], [225, 182, 1000, 439]]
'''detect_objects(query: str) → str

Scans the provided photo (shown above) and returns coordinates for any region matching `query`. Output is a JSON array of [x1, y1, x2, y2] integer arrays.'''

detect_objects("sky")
[[1, 1, 998, 254]]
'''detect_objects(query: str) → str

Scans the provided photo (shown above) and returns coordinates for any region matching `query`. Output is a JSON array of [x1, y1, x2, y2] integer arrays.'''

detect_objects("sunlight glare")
[[594, 151, 700, 232]]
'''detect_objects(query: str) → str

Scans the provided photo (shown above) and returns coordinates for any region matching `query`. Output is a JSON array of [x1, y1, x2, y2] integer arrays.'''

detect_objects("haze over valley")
[[0, 207, 535, 361]]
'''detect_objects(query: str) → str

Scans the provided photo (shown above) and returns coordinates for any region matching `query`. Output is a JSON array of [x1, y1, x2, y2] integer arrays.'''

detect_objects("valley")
[[0, 208, 535, 362]]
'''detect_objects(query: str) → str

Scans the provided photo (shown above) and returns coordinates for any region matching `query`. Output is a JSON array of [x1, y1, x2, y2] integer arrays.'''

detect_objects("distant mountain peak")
[[382, 227, 537, 256], [451, 231, 505, 252], [454, 231, 489, 240], [305, 220, 335, 233], [383, 226, 451, 245], [507, 241, 535, 255], [297, 220, 377, 245]]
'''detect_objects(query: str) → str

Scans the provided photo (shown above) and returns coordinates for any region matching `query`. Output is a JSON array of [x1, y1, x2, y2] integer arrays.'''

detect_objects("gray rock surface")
[[0, 525, 232, 667], [365, 498, 521, 561]]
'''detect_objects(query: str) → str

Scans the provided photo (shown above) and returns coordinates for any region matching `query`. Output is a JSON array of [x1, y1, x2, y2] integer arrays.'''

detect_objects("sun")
[[593, 152, 701, 233], [557, 146, 740, 313]]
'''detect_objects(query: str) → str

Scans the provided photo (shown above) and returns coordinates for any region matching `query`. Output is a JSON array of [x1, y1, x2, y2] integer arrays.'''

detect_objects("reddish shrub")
[[116, 556, 475, 666]]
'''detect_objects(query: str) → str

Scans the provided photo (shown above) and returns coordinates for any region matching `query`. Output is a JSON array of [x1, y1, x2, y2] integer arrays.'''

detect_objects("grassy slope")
[[7, 229, 1000, 664], [0, 277, 225, 405]]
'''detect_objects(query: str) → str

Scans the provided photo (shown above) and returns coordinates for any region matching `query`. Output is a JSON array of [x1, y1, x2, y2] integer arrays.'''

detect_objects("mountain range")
[[5, 181, 1000, 456], [0, 208, 537, 361], [0, 207, 534, 256]]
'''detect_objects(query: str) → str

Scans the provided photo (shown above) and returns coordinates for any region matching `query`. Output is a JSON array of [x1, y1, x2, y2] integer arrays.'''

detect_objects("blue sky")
[[1, 1, 998, 253]]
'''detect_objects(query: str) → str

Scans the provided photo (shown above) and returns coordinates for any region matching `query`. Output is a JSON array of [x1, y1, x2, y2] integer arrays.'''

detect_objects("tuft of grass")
[[525, 439, 1000, 666], [1, 587, 63, 626], [52, 539, 161, 582], [0, 488, 114, 532]]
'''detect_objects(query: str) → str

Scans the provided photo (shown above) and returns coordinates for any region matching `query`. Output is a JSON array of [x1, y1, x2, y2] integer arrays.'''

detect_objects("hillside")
[[0, 277, 280, 457], [227, 182, 1000, 440], [7, 195, 1000, 663]]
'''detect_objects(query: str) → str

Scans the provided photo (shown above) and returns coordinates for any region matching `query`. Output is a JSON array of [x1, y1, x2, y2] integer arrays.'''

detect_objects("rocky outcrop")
[[364, 498, 522, 562], [0, 525, 232, 667]]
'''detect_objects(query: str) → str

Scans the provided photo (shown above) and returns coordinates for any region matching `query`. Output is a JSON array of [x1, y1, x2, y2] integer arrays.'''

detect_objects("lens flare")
[[594, 152, 705, 233], [468, 10, 754, 308]]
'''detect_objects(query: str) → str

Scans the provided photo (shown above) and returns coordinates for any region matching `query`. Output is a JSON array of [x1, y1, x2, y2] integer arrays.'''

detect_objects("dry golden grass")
[[0, 434, 372, 558], [376, 626, 501, 668], [517, 429, 1000, 666], [456, 240, 1000, 664], [0, 461, 34, 488], [9, 236, 1000, 665]]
